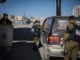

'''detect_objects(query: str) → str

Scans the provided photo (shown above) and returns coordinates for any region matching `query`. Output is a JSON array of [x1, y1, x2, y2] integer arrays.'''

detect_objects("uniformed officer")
[[0, 13, 12, 25], [32, 20, 42, 51], [63, 16, 80, 60], [0, 13, 12, 59]]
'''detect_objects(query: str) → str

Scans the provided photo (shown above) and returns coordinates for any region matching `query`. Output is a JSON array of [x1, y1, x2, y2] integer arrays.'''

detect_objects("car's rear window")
[[52, 18, 80, 35], [52, 19, 67, 34], [42, 17, 53, 32]]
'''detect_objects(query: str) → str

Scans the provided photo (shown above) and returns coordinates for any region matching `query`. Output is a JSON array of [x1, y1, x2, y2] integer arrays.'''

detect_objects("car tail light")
[[48, 36, 54, 43], [53, 36, 59, 43], [48, 35, 59, 44]]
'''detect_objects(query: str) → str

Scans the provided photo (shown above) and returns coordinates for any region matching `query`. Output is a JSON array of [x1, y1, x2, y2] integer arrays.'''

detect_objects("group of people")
[[24, 16, 80, 60], [32, 16, 80, 60], [0, 13, 80, 60]]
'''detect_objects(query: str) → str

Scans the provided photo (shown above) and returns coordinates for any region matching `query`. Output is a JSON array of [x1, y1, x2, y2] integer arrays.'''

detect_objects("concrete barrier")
[[0, 24, 13, 47]]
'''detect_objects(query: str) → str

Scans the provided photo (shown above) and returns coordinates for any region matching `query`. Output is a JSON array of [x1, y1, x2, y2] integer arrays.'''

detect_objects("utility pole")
[[56, 0, 61, 16]]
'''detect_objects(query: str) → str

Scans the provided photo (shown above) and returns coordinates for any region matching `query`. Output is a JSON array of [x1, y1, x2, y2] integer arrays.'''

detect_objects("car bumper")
[[47, 48, 80, 58], [47, 48, 64, 57]]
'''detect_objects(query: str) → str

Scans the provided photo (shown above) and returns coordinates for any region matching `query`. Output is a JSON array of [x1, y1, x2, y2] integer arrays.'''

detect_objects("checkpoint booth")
[[0, 24, 13, 55]]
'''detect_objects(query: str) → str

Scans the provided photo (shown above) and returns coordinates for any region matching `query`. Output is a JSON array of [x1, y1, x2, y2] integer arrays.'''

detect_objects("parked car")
[[40, 16, 80, 60]]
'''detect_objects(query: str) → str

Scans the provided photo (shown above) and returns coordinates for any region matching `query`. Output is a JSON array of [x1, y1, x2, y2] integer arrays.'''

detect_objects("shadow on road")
[[0, 42, 42, 60]]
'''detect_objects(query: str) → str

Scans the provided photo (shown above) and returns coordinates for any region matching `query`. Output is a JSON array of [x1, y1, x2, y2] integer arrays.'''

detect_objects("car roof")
[[46, 16, 80, 20]]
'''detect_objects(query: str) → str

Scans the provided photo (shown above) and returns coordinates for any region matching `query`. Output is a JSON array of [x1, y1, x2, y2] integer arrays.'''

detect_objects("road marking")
[[12, 40, 34, 43]]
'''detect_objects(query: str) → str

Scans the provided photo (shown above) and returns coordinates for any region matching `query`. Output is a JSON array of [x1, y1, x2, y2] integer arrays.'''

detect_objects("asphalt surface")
[[13, 28, 34, 40], [0, 28, 42, 60], [0, 42, 79, 60], [0, 42, 42, 60]]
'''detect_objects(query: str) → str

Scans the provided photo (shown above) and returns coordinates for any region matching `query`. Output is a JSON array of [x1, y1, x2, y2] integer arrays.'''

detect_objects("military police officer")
[[0, 13, 12, 59], [0, 13, 12, 25], [32, 20, 42, 51], [63, 16, 80, 60]]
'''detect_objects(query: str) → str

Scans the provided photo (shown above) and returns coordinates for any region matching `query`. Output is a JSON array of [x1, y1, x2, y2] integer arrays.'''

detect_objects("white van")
[[41, 16, 80, 60]]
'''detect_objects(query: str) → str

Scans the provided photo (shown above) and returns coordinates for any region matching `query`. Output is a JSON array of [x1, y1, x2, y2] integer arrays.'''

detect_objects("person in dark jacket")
[[0, 13, 12, 25], [32, 20, 42, 51], [63, 16, 80, 60], [0, 13, 12, 59]]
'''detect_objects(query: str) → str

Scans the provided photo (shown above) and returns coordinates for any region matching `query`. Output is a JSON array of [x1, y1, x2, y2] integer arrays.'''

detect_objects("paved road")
[[0, 42, 42, 60], [0, 42, 79, 60], [13, 28, 33, 40]]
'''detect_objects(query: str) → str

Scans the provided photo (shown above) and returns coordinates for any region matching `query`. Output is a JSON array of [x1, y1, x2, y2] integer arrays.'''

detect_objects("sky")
[[0, 0, 80, 17]]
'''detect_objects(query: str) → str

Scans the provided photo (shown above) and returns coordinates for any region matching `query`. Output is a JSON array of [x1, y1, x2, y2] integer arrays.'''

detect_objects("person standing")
[[0, 13, 12, 60], [32, 20, 42, 51], [0, 13, 12, 25], [63, 16, 80, 60]]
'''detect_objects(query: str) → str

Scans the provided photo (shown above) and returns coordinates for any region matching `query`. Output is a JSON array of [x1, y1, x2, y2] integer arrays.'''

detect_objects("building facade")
[[72, 5, 80, 17], [0, 14, 45, 28]]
